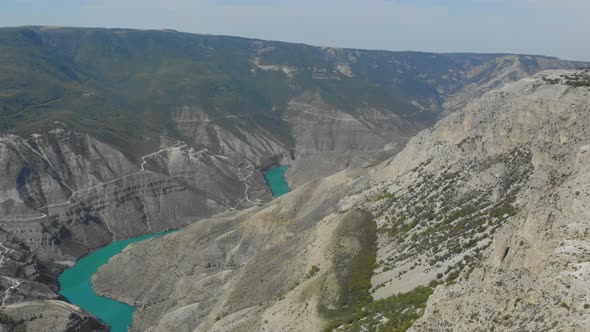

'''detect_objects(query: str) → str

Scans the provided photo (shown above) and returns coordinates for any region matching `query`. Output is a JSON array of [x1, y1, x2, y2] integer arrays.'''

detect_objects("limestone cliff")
[[350, 69, 590, 331], [409, 71, 590, 331]]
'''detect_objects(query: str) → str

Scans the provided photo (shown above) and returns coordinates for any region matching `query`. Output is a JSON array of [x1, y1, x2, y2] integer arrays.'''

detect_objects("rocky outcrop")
[[408, 70, 590, 331], [285, 149, 401, 189], [283, 93, 413, 187], [286, 94, 418, 158], [3, 53, 568, 262], [443, 54, 583, 114], [280, 54, 583, 186]]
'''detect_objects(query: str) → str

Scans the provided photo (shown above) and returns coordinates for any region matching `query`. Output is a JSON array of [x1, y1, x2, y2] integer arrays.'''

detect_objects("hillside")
[[93, 71, 590, 331]]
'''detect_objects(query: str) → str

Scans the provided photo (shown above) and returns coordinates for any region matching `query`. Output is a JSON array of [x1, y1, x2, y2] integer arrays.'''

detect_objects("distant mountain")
[[0, 27, 583, 155], [0, 26, 586, 330]]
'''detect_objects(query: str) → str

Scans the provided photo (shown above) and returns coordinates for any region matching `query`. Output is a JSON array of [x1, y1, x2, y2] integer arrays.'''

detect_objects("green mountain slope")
[[1, 26, 582, 157]]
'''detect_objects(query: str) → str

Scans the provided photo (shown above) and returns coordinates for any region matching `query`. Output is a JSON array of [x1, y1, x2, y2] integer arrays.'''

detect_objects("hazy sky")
[[2, 0, 589, 61]]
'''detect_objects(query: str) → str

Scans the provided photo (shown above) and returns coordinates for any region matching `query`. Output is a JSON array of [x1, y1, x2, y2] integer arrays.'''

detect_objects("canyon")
[[0, 26, 587, 331], [96, 69, 590, 332]]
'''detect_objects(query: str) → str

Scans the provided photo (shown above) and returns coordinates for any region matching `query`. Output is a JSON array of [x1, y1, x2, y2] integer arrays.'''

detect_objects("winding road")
[[1, 276, 21, 307], [0, 242, 11, 268], [233, 162, 264, 209], [288, 102, 358, 121]]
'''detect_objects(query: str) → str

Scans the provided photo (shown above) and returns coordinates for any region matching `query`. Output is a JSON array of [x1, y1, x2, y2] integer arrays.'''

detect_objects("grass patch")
[[323, 286, 434, 332], [319, 209, 376, 320], [319, 209, 434, 332]]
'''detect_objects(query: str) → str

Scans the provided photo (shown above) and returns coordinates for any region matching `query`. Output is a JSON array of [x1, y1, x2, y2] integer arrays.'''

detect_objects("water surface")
[[264, 165, 290, 197], [58, 166, 290, 331], [58, 230, 175, 332]]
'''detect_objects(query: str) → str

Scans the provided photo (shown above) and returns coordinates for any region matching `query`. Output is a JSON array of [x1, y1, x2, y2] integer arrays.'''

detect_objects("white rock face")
[[333, 70, 590, 330], [393, 70, 590, 331], [283, 93, 424, 187], [1, 28, 587, 331], [0, 124, 279, 330], [443, 55, 582, 114]]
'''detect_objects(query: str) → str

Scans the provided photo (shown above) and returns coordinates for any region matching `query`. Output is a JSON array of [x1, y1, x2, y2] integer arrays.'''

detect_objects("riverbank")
[[58, 230, 176, 332], [263, 165, 290, 197], [58, 166, 291, 331]]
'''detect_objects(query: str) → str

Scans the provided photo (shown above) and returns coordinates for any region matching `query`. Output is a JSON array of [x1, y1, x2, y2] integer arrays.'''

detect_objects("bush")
[[324, 286, 434, 332], [306, 265, 321, 279]]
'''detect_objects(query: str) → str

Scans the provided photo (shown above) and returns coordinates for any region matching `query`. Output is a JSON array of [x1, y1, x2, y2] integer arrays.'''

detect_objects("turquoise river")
[[263, 165, 290, 197], [58, 165, 290, 331]]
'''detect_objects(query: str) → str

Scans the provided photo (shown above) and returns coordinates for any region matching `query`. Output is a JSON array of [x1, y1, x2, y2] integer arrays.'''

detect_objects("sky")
[[2, 0, 589, 61]]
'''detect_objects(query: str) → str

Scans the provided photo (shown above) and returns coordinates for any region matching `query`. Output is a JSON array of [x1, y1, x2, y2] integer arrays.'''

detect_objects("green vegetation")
[[542, 77, 560, 85], [318, 209, 435, 332], [374, 190, 396, 202], [320, 149, 533, 331], [566, 80, 590, 87], [0, 26, 467, 158], [548, 72, 590, 87], [563, 73, 590, 87], [371, 148, 530, 278], [306, 265, 321, 279], [0, 27, 296, 155], [323, 286, 434, 332], [319, 209, 377, 322], [3, 27, 552, 160]]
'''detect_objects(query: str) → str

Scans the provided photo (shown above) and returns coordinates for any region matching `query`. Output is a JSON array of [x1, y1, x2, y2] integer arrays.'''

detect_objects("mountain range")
[[0, 26, 588, 331]]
